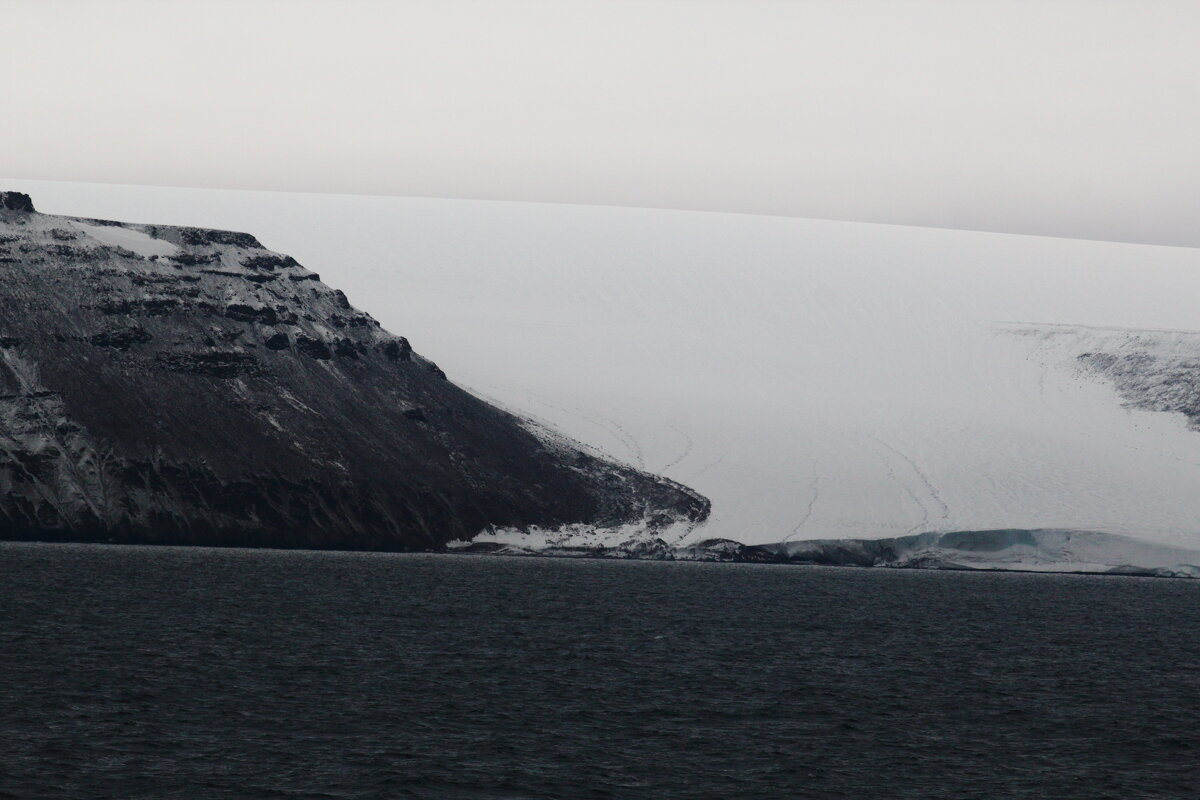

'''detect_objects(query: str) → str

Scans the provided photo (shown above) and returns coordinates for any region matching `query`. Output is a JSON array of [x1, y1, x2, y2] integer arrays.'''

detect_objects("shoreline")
[[3, 536, 1196, 580]]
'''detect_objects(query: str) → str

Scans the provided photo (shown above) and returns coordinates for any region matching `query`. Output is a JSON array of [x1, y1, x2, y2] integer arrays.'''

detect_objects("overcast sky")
[[3, 0, 1198, 247]]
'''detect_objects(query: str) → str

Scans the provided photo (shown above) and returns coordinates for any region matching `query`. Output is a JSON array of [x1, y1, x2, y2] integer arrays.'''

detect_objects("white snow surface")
[[11, 180, 1200, 559], [68, 220, 179, 257]]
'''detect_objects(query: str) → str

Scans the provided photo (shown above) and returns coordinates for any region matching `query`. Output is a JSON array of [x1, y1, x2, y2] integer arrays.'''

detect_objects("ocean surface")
[[1, 543, 1197, 799]]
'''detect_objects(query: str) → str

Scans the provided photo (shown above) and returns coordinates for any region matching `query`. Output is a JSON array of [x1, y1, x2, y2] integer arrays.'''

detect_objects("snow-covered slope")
[[9, 180, 1200, 573]]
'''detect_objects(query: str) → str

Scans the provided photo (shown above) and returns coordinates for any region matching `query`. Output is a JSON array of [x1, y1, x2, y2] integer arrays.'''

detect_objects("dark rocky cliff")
[[0, 192, 708, 549]]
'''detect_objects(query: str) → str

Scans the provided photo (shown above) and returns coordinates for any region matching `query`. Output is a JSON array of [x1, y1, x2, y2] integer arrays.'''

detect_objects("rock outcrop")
[[0, 192, 35, 213], [0, 195, 709, 549]]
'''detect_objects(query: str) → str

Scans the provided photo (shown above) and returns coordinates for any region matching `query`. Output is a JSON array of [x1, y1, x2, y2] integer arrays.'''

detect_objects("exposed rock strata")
[[0, 194, 709, 549]]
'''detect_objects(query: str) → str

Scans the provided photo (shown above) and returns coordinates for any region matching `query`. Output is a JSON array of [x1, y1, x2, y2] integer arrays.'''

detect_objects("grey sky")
[[3, 0, 1198, 247]]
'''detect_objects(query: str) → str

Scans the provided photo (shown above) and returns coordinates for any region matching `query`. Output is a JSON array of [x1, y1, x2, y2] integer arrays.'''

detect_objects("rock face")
[[0, 196, 709, 550], [0, 192, 35, 213]]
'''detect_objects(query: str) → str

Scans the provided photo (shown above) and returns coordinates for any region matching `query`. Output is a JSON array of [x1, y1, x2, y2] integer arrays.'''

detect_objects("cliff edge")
[[0, 192, 708, 549]]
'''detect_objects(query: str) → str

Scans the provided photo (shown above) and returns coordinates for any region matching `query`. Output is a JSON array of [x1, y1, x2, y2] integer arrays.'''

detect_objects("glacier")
[[8, 179, 1200, 575]]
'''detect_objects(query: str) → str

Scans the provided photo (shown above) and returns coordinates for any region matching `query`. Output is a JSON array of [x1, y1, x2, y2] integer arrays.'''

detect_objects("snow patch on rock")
[[448, 518, 698, 559], [69, 221, 179, 258]]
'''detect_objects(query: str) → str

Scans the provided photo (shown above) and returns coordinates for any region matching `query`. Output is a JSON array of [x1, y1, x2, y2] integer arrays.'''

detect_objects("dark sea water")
[[1, 544, 1197, 800]]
